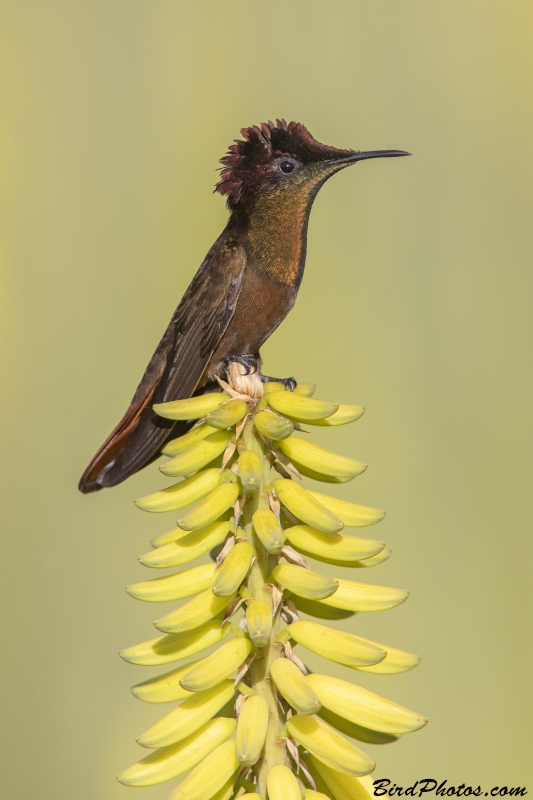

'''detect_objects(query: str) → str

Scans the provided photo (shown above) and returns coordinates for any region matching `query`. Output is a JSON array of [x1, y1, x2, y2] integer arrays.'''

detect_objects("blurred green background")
[[1, 1, 532, 797]]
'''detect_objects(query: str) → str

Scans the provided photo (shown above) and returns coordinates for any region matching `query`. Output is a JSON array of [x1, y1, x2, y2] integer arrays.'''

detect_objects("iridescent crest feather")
[[216, 119, 357, 206]]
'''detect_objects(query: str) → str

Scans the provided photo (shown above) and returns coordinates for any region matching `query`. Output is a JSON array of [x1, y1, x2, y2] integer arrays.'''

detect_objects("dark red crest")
[[216, 119, 356, 206]]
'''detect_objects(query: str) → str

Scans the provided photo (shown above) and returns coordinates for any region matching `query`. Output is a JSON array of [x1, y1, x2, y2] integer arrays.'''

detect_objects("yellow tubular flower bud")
[[116, 717, 236, 787], [245, 599, 272, 647], [153, 392, 230, 420], [166, 739, 239, 800], [303, 791, 332, 800], [161, 422, 214, 457], [139, 521, 232, 569], [283, 525, 384, 564], [308, 756, 376, 800], [306, 489, 385, 527], [277, 436, 366, 478], [252, 508, 284, 553], [287, 620, 386, 668], [238, 449, 263, 491], [135, 468, 225, 513], [126, 563, 217, 602], [137, 680, 236, 749], [266, 764, 302, 800], [154, 588, 237, 635], [287, 714, 375, 776], [253, 409, 294, 440], [213, 540, 254, 597], [119, 619, 230, 667], [270, 657, 321, 714], [179, 637, 253, 692], [160, 430, 234, 477], [293, 382, 316, 396], [177, 483, 240, 530], [236, 694, 269, 765], [267, 390, 338, 420], [273, 479, 344, 533], [271, 563, 338, 600], [206, 398, 248, 429], [306, 674, 427, 734]]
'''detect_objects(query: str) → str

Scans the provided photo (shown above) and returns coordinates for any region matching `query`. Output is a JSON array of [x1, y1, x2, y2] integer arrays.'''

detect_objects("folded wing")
[[78, 237, 246, 492]]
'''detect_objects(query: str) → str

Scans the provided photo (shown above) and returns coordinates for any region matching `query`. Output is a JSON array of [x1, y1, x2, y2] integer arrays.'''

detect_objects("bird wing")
[[78, 237, 246, 492]]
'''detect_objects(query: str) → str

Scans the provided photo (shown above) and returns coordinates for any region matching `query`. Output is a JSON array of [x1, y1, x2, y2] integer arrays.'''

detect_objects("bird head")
[[216, 119, 409, 210]]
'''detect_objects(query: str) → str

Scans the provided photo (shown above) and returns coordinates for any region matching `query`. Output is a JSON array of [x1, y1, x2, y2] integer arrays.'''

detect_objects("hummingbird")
[[79, 120, 409, 493]]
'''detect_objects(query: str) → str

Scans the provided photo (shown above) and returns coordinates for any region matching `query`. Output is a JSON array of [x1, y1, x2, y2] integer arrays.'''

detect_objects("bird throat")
[[245, 179, 319, 287]]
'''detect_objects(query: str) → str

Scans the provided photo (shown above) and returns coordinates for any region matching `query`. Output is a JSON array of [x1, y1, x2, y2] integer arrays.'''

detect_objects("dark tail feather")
[[78, 381, 222, 493]]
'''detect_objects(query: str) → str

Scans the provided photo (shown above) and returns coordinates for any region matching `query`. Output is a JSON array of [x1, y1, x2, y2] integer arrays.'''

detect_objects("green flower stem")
[[243, 416, 287, 796]]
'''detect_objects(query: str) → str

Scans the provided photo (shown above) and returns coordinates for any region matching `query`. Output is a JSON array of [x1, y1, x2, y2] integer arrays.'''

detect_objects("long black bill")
[[330, 149, 411, 165]]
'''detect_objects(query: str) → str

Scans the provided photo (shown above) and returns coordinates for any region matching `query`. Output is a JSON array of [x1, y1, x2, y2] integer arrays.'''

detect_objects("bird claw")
[[223, 353, 258, 376], [260, 374, 296, 392], [224, 354, 296, 391]]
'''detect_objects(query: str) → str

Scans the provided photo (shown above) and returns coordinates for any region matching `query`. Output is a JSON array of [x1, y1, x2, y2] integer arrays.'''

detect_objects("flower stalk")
[[117, 364, 426, 799]]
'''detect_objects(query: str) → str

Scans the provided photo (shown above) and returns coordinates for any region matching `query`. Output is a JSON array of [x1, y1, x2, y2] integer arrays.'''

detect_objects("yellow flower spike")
[[236, 694, 269, 766], [206, 398, 249, 429], [119, 620, 230, 667], [160, 430, 234, 477], [178, 483, 240, 530], [237, 449, 263, 492], [307, 674, 427, 735], [245, 599, 272, 647], [270, 657, 321, 714], [179, 637, 253, 692], [122, 372, 425, 798], [167, 740, 239, 800], [116, 717, 236, 787], [271, 564, 338, 600], [253, 408, 294, 440], [138, 521, 232, 568], [273, 479, 344, 533], [266, 764, 302, 800], [135, 468, 226, 513], [126, 563, 217, 602], [267, 391, 338, 420], [252, 507, 284, 553], [213, 540, 254, 597], [287, 714, 375, 777], [277, 436, 367, 479], [137, 680, 236, 748], [154, 587, 237, 634], [284, 525, 384, 564], [153, 392, 230, 420]]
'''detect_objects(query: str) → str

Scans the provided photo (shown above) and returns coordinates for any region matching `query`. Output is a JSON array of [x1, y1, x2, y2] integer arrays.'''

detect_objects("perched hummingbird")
[[79, 120, 408, 493]]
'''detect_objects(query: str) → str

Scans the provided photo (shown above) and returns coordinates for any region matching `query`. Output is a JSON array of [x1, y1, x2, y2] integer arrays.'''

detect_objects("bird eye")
[[278, 159, 297, 175]]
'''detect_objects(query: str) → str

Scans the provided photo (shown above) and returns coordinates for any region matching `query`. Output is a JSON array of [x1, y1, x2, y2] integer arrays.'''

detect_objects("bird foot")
[[223, 353, 259, 377], [223, 354, 296, 391], [259, 374, 297, 392]]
